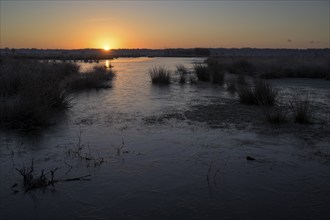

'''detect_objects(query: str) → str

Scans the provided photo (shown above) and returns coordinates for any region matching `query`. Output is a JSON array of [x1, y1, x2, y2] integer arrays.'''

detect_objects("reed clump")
[[225, 77, 237, 92], [176, 64, 188, 84], [237, 79, 278, 106], [194, 64, 210, 82], [66, 66, 115, 90], [290, 95, 312, 124], [208, 60, 225, 84], [149, 66, 171, 84], [264, 107, 287, 124], [194, 59, 225, 84]]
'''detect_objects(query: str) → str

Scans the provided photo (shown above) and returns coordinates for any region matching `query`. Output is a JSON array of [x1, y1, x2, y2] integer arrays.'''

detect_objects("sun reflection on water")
[[105, 60, 110, 68]]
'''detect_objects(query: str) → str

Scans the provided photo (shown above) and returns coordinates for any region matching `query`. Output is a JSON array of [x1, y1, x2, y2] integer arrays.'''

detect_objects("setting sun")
[[104, 45, 110, 51]]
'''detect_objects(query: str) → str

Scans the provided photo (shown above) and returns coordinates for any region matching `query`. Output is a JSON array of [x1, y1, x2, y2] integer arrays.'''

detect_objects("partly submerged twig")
[[63, 174, 91, 182], [67, 127, 105, 167]]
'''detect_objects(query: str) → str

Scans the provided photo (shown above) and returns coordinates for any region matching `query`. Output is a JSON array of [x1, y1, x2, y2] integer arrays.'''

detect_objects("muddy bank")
[[143, 95, 330, 164], [184, 98, 329, 138]]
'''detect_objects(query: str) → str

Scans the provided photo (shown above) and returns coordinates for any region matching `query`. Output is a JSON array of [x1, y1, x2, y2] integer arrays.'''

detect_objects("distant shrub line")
[[205, 56, 330, 80]]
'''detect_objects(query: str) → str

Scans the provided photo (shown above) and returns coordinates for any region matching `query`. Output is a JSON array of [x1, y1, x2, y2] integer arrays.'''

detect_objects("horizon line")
[[1, 47, 329, 50]]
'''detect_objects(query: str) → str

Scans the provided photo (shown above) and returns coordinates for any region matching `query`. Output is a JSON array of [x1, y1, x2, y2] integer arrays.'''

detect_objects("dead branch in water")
[[15, 160, 91, 192]]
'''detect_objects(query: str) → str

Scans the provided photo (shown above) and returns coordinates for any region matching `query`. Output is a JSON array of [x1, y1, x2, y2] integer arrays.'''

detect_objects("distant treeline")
[[0, 48, 329, 60]]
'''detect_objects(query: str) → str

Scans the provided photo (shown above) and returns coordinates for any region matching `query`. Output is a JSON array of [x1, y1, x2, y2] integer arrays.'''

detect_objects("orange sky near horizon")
[[1, 1, 329, 49]]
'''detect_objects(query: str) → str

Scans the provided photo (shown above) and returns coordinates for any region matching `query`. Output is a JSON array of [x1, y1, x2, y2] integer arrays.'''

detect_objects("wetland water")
[[1, 57, 330, 219]]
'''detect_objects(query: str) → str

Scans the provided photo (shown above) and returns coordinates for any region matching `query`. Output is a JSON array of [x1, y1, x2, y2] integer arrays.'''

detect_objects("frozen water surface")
[[1, 57, 329, 219]]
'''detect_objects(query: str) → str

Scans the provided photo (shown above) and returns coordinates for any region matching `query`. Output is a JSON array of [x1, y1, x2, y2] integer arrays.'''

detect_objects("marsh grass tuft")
[[194, 64, 210, 82], [194, 60, 225, 84], [237, 83, 258, 105], [264, 106, 287, 124], [290, 95, 312, 124], [149, 66, 171, 84], [253, 79, 278, 105], [176, 64, 188, 84], [66, 66, 115, 90], [189, 75, 198, 84], [225, 77, 237, 92], [209, 61, 225, 84], [237, 79, 278, 106]]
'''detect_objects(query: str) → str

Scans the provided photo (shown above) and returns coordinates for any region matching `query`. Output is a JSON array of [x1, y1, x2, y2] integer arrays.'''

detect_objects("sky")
[[1, 0, 329, 49]]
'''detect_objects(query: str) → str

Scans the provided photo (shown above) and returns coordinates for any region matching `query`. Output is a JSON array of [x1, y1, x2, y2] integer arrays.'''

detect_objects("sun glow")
[[103, 45, 110, 51]]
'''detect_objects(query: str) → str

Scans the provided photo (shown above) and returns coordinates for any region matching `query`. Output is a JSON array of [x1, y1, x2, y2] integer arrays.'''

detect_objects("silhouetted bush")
[[149, 66, 171, 84]]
